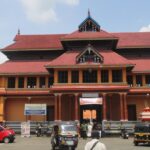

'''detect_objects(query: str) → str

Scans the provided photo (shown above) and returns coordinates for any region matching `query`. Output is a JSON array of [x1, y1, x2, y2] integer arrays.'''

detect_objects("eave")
[[61, 37, 118, 42], [1, 48, 64, 52], [50, 84, 130, 92], [117, 46, 150, 49], [45, 64, 134, 69], [0, 72, 49, 76]]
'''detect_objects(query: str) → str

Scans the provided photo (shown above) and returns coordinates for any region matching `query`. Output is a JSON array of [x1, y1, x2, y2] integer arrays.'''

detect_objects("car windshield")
[[60, 125, 77, 131], [0, 125, 4, 131], [135, 126, 150, 133]]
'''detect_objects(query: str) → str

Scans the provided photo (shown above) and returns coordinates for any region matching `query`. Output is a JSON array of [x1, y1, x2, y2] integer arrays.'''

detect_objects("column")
[[54, 69, 58, 84], [54, 94, 59, 120], [36, 76, 40, 88], [123, 93, 128, 121], [102, 93, 107, 121], [122, 68, 127, 83], [45, 76, 49, 88], [15, 77, 18, 88], [24, 76, 27, 88], [27, 97, 31, 121], [68, 69, 71, 83], [97, 68, 101, 83], [109, 69, 112, 83], [58, 94, 62, 120], [0, 77, 6, 88], [74, 93, 79, 121], [133, 74, 136, 87], [0, 96, 5, 121], [120, 93, 124, 121], [79, 70, 83, 83], [142, 75, 146, 86]]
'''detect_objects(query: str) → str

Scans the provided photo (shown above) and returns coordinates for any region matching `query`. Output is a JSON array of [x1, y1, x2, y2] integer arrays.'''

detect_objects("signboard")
[[24, 104, 47, 115], [82, 93, 99, 98], [21, 121, 30, 137], [80, 97, 103, 105], [83, 110, 96, 119]]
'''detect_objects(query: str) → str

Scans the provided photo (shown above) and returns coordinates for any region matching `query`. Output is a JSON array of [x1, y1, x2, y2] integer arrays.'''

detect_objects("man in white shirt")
[[84, 131, 107, 150]]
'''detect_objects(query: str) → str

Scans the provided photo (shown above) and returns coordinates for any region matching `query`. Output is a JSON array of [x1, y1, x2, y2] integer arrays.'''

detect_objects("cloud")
[[139, 24, 150, 32], [20, 0, 80, 23]]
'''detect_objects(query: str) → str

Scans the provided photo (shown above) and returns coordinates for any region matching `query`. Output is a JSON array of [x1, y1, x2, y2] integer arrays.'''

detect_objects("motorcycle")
[[35, 124, 42, 137], [121, 128, 129, 139], [35, 124, 52, 137]]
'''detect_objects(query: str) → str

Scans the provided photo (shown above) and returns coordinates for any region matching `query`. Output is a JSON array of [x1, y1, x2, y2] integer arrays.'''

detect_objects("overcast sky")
[[0, 0, 150, 63]]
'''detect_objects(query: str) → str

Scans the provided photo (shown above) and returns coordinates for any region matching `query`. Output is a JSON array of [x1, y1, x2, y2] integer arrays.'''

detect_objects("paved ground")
[[0, 135, 149, 150]]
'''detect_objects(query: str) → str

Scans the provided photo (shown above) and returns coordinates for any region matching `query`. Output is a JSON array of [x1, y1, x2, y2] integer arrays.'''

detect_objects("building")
[[0, 12, 150, 123]]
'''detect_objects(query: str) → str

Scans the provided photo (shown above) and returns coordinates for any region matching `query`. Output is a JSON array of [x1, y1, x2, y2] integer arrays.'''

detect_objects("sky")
[[0, 0, 150, 63]]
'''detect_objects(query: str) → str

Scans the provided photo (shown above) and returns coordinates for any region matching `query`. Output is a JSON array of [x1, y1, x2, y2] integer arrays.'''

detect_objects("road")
[[0, 135, 149, 150]]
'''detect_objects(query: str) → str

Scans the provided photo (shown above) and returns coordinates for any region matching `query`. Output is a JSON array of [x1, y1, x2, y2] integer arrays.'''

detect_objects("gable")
[[76, 44, 104, 63], [78, 12, 100, 32]]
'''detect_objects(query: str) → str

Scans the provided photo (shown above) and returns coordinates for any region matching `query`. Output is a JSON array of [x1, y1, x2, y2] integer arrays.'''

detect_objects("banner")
[[80, 97, 103, 105], [21, 122, 30, 137], [24, 104, 47, 115]]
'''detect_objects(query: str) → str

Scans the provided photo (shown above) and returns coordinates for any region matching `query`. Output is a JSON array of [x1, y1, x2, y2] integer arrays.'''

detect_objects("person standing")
[[84, 131, 107, 150]]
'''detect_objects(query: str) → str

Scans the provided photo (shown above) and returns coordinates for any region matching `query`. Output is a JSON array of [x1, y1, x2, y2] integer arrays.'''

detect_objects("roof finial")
[[88, 8, 90, 17], [18, 28, 20, 35]]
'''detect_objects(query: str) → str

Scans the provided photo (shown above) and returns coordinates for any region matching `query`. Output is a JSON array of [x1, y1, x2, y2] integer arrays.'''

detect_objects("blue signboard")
[[24, 104, 47, 116]]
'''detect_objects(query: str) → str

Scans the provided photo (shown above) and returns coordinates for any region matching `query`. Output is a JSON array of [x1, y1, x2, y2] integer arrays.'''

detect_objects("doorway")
[[80, 105, 102, 123], [47, 106, 54, 121], [127, 104, 137, 121]]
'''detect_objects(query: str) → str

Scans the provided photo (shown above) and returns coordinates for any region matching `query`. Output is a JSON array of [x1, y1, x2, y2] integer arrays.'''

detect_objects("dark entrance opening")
[[127, 104, 137, 121], [47, 106, 54, 121], [80, 105, 102, 123]]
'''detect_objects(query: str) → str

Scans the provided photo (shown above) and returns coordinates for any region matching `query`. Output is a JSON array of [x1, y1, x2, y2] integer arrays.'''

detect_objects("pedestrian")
[[87, 122, 93, 137], [84, 131, 107, 150], [81, 122, 88, 139]]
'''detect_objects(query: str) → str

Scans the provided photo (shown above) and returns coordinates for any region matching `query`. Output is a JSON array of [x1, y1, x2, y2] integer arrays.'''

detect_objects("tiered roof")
[[0, 60, 49, 75], [61, 30, 118, 41], [114, 32, 150, 48], [46, 50, 133, 68], [2, 34, 66, 51]]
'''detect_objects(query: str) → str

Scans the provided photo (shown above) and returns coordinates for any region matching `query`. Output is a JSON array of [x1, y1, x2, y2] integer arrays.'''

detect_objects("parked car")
[[0, 125, 15, 143], [134, 122, 150, 146], [51, 122, 78, 150]]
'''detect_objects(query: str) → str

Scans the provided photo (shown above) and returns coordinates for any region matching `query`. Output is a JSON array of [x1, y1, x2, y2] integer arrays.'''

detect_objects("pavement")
[[0, 135, 149, 150]]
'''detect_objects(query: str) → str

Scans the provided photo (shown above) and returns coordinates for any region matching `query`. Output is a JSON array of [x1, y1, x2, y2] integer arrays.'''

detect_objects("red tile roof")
[[46, 50, 132, 67], [2, 32, 150, 51], [113, 32, 150, 48], [62, 30, 118, 41], [2, 34, 66, 51], [129, 58, 150, 73], [0, 60, 50, 74]]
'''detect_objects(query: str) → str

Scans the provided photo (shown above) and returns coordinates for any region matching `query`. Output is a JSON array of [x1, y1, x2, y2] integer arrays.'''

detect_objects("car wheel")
[[134, 142, 138, 146], [3, 137, 10, 144], [52, 146, 55, 150]]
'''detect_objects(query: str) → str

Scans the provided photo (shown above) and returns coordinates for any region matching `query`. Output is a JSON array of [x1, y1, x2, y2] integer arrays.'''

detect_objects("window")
[[83, 70, 97, 83], [145, 75, 150, 86], [71, 71, 79, 83], [18, 77, 24, 88], [101, 70, 108, 83], [58, 71, 68, 83], [27, 77, 36, 88], [127, 75, 133, 86], [136, 75, 142, 86], [48, 77, 54, 87], [112, 70, 122, 82], [40, 77, 46, 88], [7, 77, 15, 88]]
